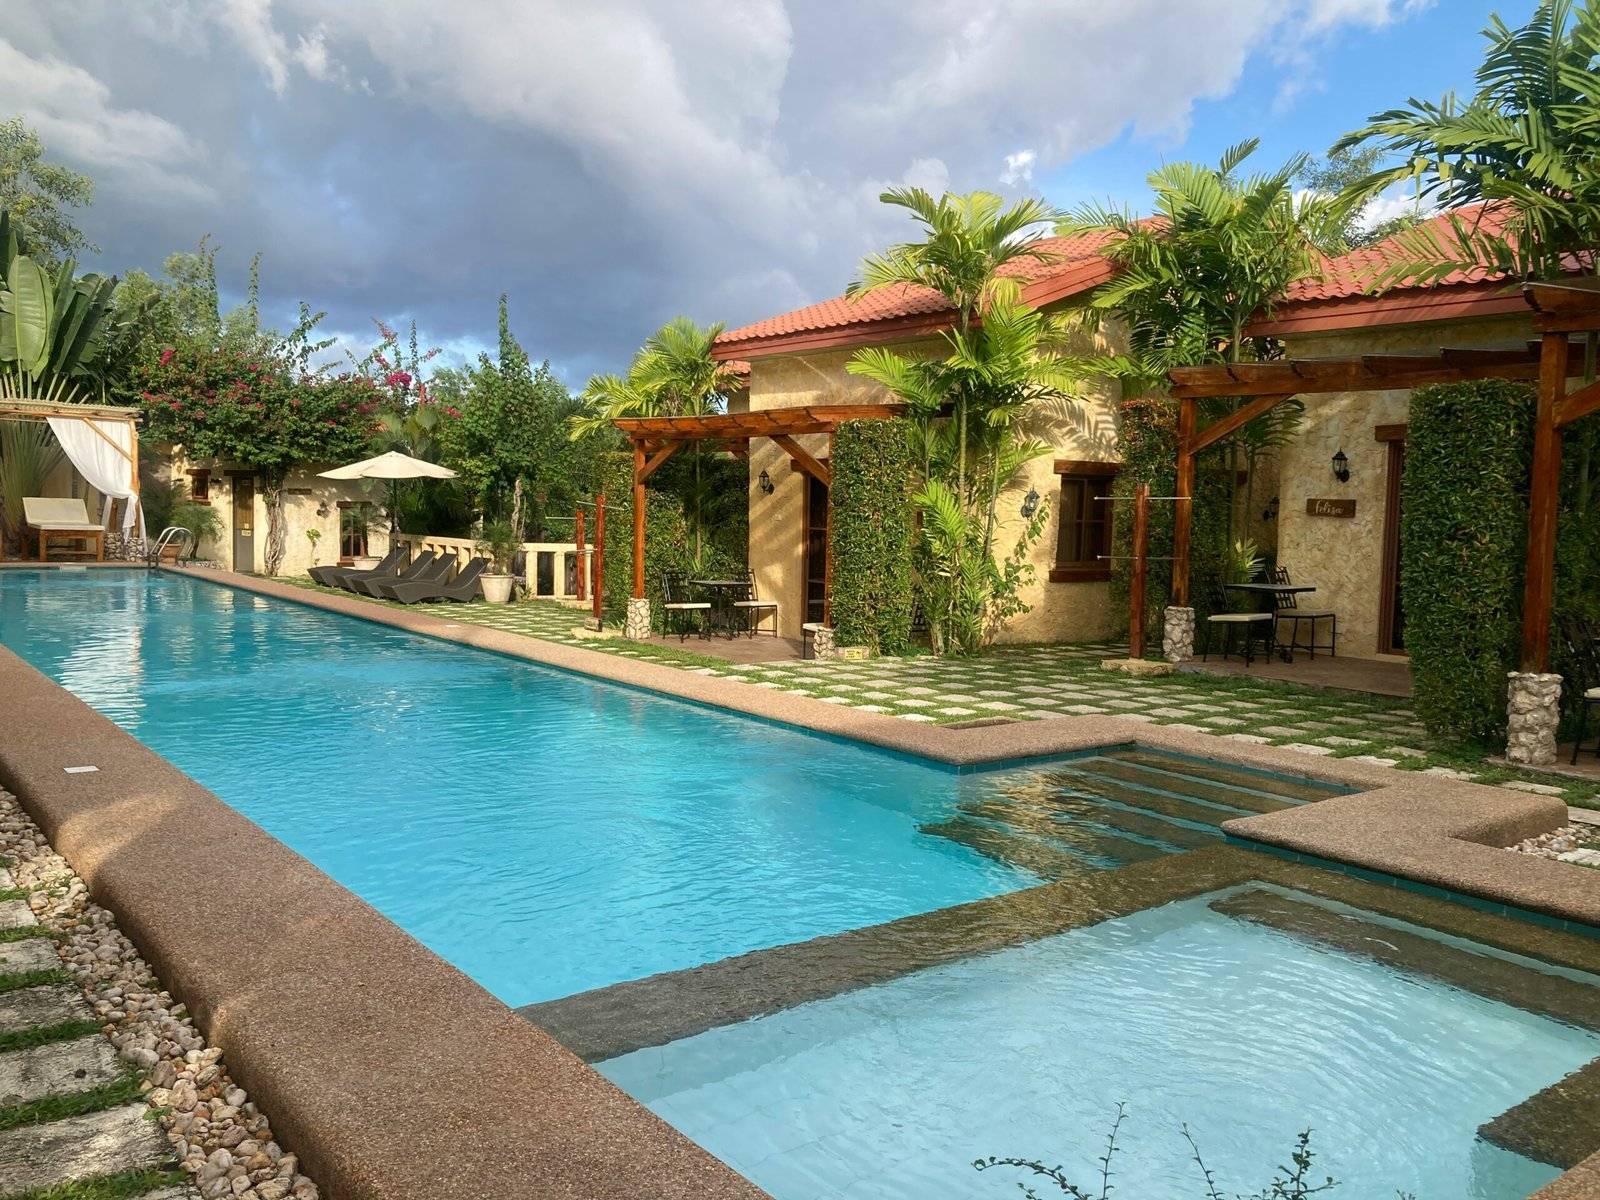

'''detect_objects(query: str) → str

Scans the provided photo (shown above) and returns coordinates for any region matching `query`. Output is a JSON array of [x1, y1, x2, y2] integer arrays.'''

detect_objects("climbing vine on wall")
[[830, 419, 916, 654]]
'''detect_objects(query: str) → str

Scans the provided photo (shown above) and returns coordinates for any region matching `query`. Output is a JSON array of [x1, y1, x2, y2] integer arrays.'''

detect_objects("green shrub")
[[830, 419, 915, 653], [1402, 380, 1535, 742]]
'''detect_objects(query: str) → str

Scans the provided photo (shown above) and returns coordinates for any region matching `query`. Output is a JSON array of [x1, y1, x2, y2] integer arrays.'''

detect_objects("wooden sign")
[[1306, 498, 1356, 518]]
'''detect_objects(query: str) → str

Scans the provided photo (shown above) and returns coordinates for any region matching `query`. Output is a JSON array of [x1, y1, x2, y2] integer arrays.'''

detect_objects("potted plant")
[[474, 519, 520, 603], [169, 496, 223, 563], [1224, 537, 1265, 612]]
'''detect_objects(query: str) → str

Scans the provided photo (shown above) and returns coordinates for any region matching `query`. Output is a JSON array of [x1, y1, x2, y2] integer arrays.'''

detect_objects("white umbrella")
[[319, 451, 457, 535]]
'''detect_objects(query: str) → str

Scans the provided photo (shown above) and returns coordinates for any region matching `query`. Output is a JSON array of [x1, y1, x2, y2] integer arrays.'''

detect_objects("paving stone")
[[0, 1103, 170, 1195], [1102, 699, 1148, 710], [1114, 713, 1159, 723], [1223, 734, 1273, 744], [976, 701, 1020, 711], [936, 693, 981, 703], [0, 985, 91, 1032], [1296, 720, 1337, 731], [1200, 716, 1248, 727], [0, 937, 63, 975], [1149, 707, 1196, 718], [1352, 755, 1401, 767], [1162, 723, 1208, 734], [1324, 715, 1371, 726], [1017, 709, 1066, 720], [1503, 781, 1570, 797], [902, 714, 936, 723], [0, 901, 36, 931], [977, 689, 1019, 699], [1281, 743, 1337, 757], [897, 698, 936, 708], [902, 686, 938, 696], [1062, 704, 1110, 715], [1318, 736, 1369, 747], [818, 695, 853, 705], [937, 707, 977, 717], [1423, 766, 1477, 781], [1258, 726, 1307, 738], [0, 1035, 123, 1105], [1384, 746, 1429, 758], [852, 705, 891, 714]]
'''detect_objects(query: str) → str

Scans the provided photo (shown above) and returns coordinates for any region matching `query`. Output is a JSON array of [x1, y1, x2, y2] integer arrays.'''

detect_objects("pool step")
[[1100, 749, 1340, 807], [982, 783, 1217, 851], [1034, 769, 1240, 828], [921, 817, 1105, 881], [957, 799, 1175, 865], [1076, 755, 1303, 815]]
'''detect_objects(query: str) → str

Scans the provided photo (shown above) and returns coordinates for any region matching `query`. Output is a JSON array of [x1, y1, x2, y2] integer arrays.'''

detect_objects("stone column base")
[[623, 597, 652, 640], [1506, 670, 1562, 766], [807, 624, 837, 661], [1162, 606, 1196, 664]]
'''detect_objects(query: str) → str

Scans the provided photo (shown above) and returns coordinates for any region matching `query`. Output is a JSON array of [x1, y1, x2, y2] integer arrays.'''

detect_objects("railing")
[[400, 534, 582, 600]]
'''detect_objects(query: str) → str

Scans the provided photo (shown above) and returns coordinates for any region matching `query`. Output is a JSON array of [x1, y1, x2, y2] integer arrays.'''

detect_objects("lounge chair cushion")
[[664, 601, 710, 610], [22, 497, 99, 530], [1586, 687, 1600, 701], [1208, 612, 1272, 623]]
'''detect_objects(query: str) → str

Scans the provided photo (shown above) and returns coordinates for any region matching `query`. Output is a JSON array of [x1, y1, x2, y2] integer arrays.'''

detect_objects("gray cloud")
[[6, 0, 1428, 384]]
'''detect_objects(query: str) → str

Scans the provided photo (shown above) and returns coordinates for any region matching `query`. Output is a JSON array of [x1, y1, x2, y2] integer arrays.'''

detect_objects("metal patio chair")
[[1559, 615, 1600, 765], [661, 570, 710, 641], [1271, 566, 1338, 659], [1202, 578, 1273, 666], [729, 568, 779, 638]]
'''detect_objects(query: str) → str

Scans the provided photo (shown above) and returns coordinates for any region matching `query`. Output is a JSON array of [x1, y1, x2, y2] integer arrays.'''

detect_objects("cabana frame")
[[0, 398, 143, 544], [612, 404, 906, 623], [1166, 281, 1600, 673]]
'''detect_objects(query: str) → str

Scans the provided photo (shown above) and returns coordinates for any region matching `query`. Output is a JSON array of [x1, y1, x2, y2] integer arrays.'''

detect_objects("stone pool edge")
[[0, 645, 770, 1200], [182, 568, 1596, 929]]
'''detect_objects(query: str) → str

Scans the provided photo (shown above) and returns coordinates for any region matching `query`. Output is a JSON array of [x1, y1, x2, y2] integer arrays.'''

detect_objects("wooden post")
[[822, 431, 834, 626], [593, 494, 606, 624], [574, 507, 586, 603], [1130, 482, 1150, 659], [631, 439, 646, 600], [1171, 397, 1197, 607], [1521, 331, 1568, 671]]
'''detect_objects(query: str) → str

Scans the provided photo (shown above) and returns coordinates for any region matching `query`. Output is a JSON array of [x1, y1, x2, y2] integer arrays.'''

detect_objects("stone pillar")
[[1162, 606, 1196, 664], [812, 625, 837, 661], [624, 597, 651, 640], [1506, 670, 1562, 766]]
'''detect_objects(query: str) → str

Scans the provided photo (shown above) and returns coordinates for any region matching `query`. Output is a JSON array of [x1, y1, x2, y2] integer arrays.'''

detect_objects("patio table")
[[1222, 582, 1317, 662], [691, 579, 748, 638]]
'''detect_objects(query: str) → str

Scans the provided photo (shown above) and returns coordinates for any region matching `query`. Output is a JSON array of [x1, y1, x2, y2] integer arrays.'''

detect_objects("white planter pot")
[[480, 573, 514, 604], [352, 555, 381, 570]]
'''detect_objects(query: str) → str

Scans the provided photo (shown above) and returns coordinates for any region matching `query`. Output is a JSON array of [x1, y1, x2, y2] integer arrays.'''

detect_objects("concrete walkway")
[[0, 865, 186, 1199]]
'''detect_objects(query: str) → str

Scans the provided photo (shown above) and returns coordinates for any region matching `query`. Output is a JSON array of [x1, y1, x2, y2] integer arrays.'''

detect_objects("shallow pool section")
[[600, 888, 1600, 1200]]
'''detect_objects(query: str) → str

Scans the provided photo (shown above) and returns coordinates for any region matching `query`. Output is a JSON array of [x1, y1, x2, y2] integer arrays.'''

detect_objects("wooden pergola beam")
[[635, 439, 683, 484], [1165, 349, 1593, 399], [1556, 378, 1600, 428], [772, 434, 832, 487], [1189, 394, 1295, 455]]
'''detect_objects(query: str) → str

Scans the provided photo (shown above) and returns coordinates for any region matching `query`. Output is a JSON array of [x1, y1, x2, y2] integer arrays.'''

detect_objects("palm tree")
[[847, 189, 1061, 504], [1333, 0, 1600, 287], [1058, 141, 1344, 539], [572, 317, 743, 565]]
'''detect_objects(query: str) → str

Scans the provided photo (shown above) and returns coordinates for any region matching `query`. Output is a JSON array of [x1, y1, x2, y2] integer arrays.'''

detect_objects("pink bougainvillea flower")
[[159, 348, 175, 366]]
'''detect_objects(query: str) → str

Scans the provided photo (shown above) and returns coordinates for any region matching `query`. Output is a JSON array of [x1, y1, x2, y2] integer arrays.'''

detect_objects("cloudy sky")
[[3, 0, 1535, 385]]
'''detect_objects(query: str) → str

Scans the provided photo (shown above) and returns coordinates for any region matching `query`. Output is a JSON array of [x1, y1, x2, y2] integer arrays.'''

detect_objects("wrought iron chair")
[[660, 570, 710, 641], [1202, 578, 1273, 666], [1559, 615, 1600, 765], [729, 568, 779, 638], [1271, 566, 1338, 659]]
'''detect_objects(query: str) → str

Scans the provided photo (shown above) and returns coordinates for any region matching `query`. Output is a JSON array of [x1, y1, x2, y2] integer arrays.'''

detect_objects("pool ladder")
[[146, 526, 195, 566]]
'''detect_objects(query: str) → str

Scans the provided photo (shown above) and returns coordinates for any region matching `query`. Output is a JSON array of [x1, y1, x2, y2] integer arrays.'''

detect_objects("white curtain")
[[45, 416, 144, 534]]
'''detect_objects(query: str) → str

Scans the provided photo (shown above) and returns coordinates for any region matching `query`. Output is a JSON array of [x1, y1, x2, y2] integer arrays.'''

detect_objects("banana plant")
[[0, 208, 135, 403]]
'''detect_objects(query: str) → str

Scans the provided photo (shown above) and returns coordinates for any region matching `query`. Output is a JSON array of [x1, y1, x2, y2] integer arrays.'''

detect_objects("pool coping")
[[175, 567, 1599, 930]]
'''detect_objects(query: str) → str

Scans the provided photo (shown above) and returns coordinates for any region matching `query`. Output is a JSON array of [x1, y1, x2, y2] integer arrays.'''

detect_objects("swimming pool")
[[0, 568, 1323, 1005], [601, 886, 1600, 1200]]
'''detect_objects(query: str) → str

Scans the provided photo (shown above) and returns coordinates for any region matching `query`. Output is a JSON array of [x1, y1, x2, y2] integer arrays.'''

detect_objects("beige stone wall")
[[164, 451, 390, 575], [1275, 314, 1535, 660], [744, 326, 1124, 645]]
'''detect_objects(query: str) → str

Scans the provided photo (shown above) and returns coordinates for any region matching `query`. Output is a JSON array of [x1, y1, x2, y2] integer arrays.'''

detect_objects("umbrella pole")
[[389, 480, 401, 539]]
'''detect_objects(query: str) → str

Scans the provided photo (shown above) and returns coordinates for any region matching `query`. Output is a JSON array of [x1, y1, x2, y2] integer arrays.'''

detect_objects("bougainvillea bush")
[[132, 343, 381, 572]]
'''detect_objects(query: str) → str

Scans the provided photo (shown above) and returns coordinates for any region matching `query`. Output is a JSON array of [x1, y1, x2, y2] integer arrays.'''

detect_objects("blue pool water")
[[602, 890, 1600, 1200], [0, 569, 1037, 1004]]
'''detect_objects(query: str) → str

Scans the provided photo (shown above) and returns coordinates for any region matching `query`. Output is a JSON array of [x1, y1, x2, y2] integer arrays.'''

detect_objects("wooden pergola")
[[1167, 280, 1600, 672], [612, 403, 906, 615]]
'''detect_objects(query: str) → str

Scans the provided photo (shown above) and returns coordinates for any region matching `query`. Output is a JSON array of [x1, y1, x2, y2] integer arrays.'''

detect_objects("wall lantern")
[[1331, 449, 1350, 484], [757, 468, 775, 495], [1262, 495, 1280, 521], [1020, 487, 1041, 519]]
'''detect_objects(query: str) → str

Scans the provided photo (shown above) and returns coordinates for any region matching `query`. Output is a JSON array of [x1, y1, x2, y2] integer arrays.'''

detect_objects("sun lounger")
[[382, 557, 489, 604], [363, 551, 457, 599], [22, 497, 103, 563], [308, 546, 405, 588], [344, 550, 436, 595]]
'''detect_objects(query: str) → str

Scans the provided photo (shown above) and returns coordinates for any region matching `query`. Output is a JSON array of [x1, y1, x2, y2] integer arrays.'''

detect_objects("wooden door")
[[1378, 440, 1406, 653], [232, 476, 256, 573]]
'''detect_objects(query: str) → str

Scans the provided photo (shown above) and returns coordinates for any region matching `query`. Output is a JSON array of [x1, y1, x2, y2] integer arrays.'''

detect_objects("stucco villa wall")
[[165, 451, 390, 576], [744, 326, 1124, 645], [1275, 313, 1534, 660]]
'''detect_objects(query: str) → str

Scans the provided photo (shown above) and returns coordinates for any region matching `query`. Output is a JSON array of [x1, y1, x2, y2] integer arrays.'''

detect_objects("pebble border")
[[1512, 824, 1600, 868], [0, 787, 321, 1200]]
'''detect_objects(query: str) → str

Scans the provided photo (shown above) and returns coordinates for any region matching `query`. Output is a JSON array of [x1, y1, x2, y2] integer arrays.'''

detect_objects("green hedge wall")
[[1108, 395, 1229, 634], [1402, 380, 1535, 742], [830, 419, 916, 653]]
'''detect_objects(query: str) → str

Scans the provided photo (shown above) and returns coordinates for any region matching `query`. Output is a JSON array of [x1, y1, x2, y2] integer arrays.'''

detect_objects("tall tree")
[[1297, 147, 1425, 250], [0, 118, 96, 262], [1334, 0, 1600, 286]]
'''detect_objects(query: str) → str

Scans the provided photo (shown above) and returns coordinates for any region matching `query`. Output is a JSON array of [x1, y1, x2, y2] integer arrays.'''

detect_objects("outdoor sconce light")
[[315, 501, 331, 518], [1020, 487, 1041, 519], [758, 469, 775, 495], [1263, 495, 1280, 521], [1331, 449, 1350, 483]]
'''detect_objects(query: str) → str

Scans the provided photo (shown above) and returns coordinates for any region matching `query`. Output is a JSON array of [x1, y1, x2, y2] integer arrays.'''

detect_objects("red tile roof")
[[714, 228, 1125, 358], [1280, 204, 1508, 303]]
